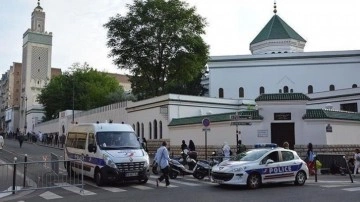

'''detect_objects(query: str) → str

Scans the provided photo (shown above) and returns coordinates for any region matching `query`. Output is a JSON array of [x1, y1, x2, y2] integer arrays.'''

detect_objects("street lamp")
[[72, 77, 75, 123], [21, 96, 27, 133]]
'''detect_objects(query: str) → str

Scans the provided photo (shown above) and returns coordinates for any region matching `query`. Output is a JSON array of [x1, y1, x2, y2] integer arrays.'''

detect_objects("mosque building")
[[31, 3, 360, 150]]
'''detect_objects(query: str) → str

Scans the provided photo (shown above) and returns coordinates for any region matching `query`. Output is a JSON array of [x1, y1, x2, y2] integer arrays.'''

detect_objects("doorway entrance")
[[271, 123, 295, 150]]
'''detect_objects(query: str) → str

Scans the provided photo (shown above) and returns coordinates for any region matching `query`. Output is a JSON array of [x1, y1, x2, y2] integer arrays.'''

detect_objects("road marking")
[[149, 175, 199, 186], [85, 181, 127, 192], [131, 185, 153, 190], [181, 177, 215, 185], [321, 185, 348, 188], [147, 180, 178, 188], [54, 183, 96, 195], [39, 191, 63, 199], [0, 186, 22, 198], [342, 187, 360, 191]]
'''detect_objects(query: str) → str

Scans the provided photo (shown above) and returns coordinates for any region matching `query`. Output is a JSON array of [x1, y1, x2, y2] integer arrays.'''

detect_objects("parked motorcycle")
[[192, 151, 220, 179], [169, 157, 197, 179]]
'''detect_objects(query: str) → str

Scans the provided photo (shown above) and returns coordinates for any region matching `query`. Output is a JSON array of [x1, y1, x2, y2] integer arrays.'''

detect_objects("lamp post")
[[72, 77, 75, 123]]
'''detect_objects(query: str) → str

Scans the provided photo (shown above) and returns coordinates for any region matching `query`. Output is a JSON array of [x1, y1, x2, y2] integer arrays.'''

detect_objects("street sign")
[[202, 118, 210, 127], [230, 115, 252, 121], [202, 128, 211, 131], [230, 122, 252, 126]]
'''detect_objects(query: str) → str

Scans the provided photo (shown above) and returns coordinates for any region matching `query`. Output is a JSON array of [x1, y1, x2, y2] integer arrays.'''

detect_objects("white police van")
[[211, 143, 309, 189], [64, 122, 150, 186]]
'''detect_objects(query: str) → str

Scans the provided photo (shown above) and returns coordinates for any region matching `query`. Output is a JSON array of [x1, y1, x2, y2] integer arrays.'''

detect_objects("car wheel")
[[294, 171, 306, 185], [95, 169, 105, 186], [139, 178, 148, 184], [169, 170, 178, 179], [193, 171, 206, 180], [247, 173, 261, 189]]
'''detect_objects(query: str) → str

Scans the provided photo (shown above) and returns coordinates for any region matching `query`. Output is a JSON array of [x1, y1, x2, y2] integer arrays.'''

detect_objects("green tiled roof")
[[168, 110, 263, 126], [250, 15, 306, 45], [303, 109, 360, 121], [255, 93, 310, 102]]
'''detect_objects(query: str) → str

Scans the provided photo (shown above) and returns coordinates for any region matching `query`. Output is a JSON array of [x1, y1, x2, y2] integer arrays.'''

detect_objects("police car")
[[211, 143, 309, 189]]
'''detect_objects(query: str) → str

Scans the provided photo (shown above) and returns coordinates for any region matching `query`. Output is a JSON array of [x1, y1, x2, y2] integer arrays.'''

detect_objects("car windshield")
[[230, 149, 270, 161], [96, 131, 140, 150]]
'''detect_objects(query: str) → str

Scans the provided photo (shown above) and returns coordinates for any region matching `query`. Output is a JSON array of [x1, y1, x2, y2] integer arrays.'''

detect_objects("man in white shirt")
[[155, 141, 171, 187], [222, 142, 231, 160]]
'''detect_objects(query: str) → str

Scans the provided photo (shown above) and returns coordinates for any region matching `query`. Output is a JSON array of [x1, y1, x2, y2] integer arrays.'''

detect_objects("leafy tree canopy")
[[104, 0, 209, 100], [38, 62, 126, 121]]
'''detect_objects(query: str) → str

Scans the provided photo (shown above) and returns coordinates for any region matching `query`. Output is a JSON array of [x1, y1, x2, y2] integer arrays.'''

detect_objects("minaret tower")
[[20, 0, 52, 133]]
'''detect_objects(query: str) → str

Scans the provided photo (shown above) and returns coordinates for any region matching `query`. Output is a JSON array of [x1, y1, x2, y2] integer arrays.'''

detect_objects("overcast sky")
[[1, 0, 359, 75]]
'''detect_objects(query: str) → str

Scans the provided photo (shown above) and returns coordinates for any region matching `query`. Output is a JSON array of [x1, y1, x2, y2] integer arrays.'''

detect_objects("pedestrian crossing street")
[[38, 175, 215, 200]]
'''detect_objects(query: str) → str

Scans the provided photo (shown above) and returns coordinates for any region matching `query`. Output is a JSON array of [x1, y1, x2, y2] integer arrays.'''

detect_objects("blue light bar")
[[254, 143, 278, 148]]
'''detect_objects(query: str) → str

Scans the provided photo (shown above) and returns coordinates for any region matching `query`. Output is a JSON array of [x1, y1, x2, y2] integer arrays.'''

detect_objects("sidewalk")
[[307, 173, 359, 184]]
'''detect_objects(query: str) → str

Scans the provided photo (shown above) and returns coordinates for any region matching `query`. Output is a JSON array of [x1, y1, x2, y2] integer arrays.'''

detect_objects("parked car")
[[211, 143, 309, 189]]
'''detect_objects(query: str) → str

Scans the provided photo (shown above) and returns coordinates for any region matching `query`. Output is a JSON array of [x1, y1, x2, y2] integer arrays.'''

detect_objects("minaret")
[[20, 0, 53, 133], [249, 2, 306, 55]]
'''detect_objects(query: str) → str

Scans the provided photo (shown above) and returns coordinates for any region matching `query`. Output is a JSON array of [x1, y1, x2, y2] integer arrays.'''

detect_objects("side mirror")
[[266, 159, 274, 164], [88, 144, 97, 153]]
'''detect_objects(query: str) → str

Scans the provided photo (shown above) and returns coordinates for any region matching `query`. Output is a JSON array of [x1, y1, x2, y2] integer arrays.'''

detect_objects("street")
[[1, 139, 360, 202]]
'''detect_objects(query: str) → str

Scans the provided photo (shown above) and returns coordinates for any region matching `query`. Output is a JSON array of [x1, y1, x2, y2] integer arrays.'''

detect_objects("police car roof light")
[[254, 143, 278, 149]]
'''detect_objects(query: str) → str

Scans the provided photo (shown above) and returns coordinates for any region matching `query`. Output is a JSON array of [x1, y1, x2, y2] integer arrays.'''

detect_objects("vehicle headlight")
[[144, 157, 150, 168], [231, 167, 244, 172], [104, 154, 117, 169]]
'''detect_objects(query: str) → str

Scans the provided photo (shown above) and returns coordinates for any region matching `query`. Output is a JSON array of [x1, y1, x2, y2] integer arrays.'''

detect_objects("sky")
[[0, 0, 359, 75]]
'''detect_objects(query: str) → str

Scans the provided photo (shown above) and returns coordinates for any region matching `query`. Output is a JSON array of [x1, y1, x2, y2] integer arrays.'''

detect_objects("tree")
[[104, 0, 209, 100], [37, 63, 126, 121]]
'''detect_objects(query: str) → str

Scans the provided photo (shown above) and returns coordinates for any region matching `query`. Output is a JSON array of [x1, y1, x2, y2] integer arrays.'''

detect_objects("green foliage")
[[37, 63, 126, 121], [104, 0, 209, 100]]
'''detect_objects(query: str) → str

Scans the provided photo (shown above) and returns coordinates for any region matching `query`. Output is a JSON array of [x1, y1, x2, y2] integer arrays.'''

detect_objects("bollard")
[[343, 156, 353, 183], [314, 155, 317, 182], [12, 157, 17, 194], [23, 154, 28, 187]]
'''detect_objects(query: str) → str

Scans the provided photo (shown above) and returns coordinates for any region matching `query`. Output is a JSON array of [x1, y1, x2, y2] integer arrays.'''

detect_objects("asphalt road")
[[1, 139, 360, 202]]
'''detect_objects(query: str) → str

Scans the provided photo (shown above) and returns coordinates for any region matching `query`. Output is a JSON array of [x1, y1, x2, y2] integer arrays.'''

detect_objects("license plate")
[[125, 172, 138, 177], [213, 179, 224, 184]]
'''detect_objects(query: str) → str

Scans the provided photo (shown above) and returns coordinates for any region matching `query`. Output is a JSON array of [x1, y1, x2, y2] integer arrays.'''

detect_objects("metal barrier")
[[0, 153, 84, 195]]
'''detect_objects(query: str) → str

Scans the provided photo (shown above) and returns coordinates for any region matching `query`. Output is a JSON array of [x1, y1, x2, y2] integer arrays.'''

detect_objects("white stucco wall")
[[208, 51, 360, 100], [326, 121, 360, 144]]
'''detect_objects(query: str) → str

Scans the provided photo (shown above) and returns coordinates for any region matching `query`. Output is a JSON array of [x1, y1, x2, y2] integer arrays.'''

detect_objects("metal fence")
[[0, 153, 84, 195]]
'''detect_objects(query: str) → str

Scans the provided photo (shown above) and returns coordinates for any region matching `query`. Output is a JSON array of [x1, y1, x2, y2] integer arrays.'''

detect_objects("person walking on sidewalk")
[[155, 141, 171, 187], [18, 133, 24, 148]]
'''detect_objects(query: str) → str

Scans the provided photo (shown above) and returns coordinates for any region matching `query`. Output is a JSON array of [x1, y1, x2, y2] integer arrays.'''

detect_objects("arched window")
[[149, 122, 152, 139], [159, 121, 163, 139], [352, 84, 358, 88], [279, 89, 282, 93], [141, 123, 144, 138], [329, 84, 335, 91], [283, 86, 289, 93], [290, 89, 293, 93], [136, 122, 140, 137], [218, 88, 224, 98], [308, 85, 313, 94], [153, 120, 158, 139], [239, 87, 244, 98], [259, 86, 265, 94], [132, 124, 135, 130]]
